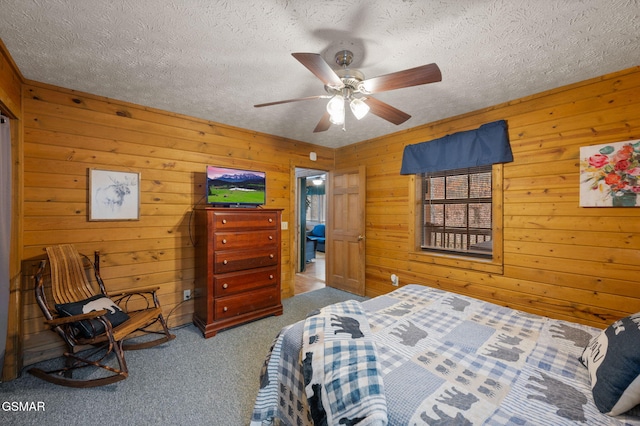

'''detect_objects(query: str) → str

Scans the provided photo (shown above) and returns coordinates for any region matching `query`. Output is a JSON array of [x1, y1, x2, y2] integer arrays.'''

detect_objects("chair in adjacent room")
[[29, 244, 175, 387], [306, 224, 326, 252]]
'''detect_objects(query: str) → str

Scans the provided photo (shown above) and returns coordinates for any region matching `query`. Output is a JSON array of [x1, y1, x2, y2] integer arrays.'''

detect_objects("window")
[[305, 177, 326, 223], [420, 165, 492, 257]]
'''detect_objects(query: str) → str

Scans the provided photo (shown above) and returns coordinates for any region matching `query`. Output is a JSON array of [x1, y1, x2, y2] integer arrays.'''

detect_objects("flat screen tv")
[[206, 166, 266, 207]]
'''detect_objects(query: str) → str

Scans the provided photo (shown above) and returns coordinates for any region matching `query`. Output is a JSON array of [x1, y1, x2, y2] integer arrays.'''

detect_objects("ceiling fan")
[[254, 50, 442, 132]]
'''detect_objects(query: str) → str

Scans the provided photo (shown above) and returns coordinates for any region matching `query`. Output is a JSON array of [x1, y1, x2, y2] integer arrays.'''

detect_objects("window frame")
[[305, 179, 326, 223], [420, 165, 493, 258], [408, 164, 504, 274]]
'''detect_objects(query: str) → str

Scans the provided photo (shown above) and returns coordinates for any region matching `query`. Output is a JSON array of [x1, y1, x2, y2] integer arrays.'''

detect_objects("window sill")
[[407, 250, 504, 275]]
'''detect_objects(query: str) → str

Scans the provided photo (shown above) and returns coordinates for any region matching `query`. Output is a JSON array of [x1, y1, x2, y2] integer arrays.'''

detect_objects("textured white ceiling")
[[1, 0, 639, 148]]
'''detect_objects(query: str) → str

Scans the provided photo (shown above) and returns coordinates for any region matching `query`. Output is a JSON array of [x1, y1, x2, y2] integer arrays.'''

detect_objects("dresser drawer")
[[212, 211, 278, 230], [214, 267, 277, 297], [214, 247, 278, 273], [214, 285, 280, 320], [214, 230, 276, 250]]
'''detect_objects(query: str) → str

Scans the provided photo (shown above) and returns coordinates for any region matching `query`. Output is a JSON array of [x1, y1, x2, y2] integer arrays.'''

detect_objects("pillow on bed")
[[579, 312, 640, 416], [55, 294, 129, 339]]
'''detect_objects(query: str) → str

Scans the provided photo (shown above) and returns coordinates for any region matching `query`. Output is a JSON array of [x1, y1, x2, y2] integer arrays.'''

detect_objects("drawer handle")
[[223, 306, 228, 312], [222, 239, 227, 244], [268, 218, 273, 223], [222, 283, 228, 289], [222, 219, 227, 224], [268, 235, 273, 240], [269, 274, 274, 280], [223, 260, 228, 265], [269, 254, 274, 259]]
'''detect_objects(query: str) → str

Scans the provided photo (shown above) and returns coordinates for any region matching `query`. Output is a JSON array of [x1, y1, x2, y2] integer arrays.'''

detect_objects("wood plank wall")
[[20, 80, 334, 365], [336, 66, 640, 329]]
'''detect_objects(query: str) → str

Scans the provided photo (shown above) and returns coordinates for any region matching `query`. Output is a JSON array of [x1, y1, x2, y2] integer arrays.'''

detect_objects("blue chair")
[[306, 224, 325, 252]]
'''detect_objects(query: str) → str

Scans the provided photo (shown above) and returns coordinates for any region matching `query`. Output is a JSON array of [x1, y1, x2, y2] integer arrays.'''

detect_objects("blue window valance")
[[400, 120, 513, 175]]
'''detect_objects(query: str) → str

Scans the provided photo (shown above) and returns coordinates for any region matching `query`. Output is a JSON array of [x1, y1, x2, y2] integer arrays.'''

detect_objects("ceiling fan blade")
[[292, 53, 344, 89], [254, 95, 328, 108], [362, 97, 411, 125], [313, 112, 332, 133], [360, 63, 442, 94]]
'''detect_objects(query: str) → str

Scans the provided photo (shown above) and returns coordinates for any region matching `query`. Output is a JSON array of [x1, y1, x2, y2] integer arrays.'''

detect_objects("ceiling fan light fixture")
[[327, 95, 345, 125], [329, 111, 345, 126], [350, 98, 370, 120], [326, 95, 344, 115], [258, 51, 441, 133]]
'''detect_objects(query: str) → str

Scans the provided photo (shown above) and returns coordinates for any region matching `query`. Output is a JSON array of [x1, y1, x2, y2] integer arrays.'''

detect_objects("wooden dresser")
[[193, 207, 283, 338]]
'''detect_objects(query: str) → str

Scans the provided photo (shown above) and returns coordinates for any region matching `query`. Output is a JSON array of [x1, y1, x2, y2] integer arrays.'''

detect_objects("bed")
[[251, 284, 640, 425]]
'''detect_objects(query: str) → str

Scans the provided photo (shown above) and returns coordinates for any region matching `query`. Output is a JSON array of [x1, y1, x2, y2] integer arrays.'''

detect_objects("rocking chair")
[[29, 244, 176, 387]]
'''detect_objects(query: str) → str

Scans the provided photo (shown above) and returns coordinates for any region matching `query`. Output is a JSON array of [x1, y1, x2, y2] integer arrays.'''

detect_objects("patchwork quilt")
[[302, 300, 387, 425], [251, 285, 640, 425]]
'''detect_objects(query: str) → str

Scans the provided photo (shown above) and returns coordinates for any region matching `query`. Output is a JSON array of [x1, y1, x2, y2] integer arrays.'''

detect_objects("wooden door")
[[327, 166, 366, 296]]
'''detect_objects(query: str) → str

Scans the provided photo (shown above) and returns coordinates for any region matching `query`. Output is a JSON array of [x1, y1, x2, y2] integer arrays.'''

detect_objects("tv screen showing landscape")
[[206, 166, 266, 206]]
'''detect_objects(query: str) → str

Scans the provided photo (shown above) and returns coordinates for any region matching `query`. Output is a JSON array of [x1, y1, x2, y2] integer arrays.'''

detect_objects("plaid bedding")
[[302, 300, 387, 425], [251, 285, 640, 425]]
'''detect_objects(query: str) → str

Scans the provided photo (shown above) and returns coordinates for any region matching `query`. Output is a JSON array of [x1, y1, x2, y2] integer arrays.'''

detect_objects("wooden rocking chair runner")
[[29, 244, 175, 388]]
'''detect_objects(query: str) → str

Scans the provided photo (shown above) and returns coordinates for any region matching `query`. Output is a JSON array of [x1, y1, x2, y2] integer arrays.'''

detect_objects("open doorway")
[[295, 168, 327, 295]]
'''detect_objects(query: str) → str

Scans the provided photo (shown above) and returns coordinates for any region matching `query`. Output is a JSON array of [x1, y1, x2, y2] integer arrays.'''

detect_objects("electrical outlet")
[[183, 289, 191, 301], [390, 274, 399, 287]]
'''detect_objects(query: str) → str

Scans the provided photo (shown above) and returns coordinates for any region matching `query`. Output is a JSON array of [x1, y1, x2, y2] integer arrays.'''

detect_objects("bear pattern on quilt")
[[367, 285, 602, 425], [252, 285, 640, 426], [302, 300, 388, 426]]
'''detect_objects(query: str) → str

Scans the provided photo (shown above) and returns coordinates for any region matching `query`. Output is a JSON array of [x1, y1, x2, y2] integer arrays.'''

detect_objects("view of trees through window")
[[421, 165, 492, 256]]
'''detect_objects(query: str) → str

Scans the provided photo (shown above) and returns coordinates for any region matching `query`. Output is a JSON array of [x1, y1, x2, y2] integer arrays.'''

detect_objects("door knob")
[[358, 235, 365, 241]]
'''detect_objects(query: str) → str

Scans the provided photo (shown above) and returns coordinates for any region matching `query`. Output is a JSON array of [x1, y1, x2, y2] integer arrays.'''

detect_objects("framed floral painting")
[[580, 139, 640, 207]]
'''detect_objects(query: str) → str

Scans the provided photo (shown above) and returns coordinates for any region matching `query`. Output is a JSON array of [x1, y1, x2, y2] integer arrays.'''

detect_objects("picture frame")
[[89, 169, 140, 221], [580, 139, 640, 207]]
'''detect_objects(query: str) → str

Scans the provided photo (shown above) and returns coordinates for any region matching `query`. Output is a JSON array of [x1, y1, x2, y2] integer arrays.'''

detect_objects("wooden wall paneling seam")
[[505, 227, 640, 248]]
